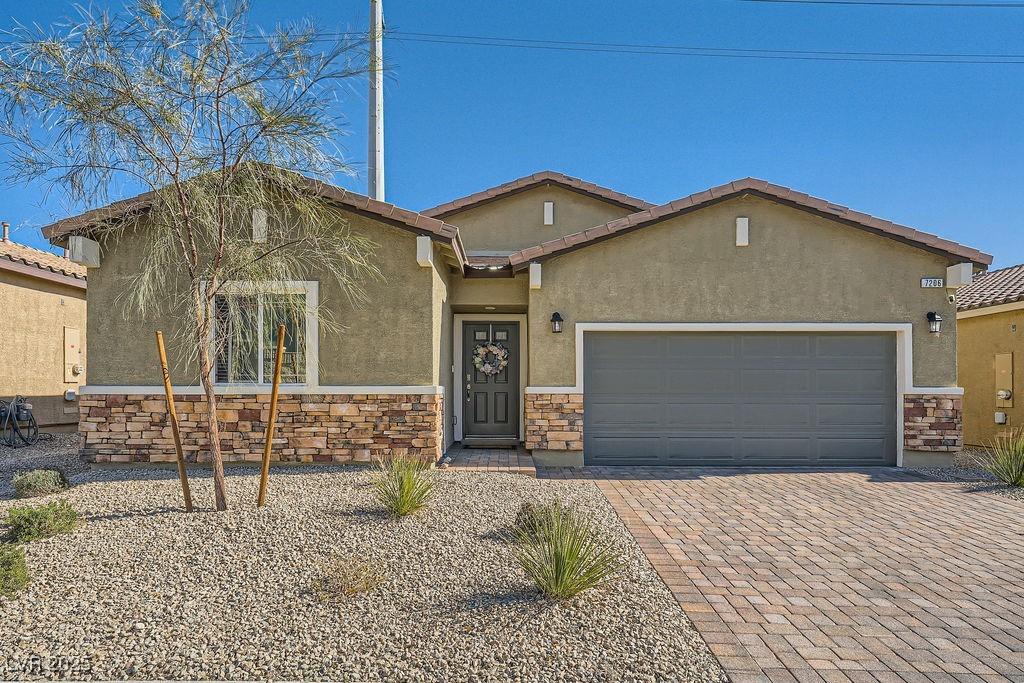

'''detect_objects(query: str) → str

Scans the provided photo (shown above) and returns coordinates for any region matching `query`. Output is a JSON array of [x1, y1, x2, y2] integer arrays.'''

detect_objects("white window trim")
[[524, 321, 964, 468], [452, 313, 529, 445], [207, 280, 319, 389]]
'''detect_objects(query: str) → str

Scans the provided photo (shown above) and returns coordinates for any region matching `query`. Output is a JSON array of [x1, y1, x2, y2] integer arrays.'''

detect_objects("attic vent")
[[252, 208, 268, 243], [543, 201, 554, 226]]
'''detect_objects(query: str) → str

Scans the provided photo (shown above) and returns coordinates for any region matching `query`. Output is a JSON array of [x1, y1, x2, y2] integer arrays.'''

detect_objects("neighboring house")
[[0, 224, 87, 430], [42, 172, 991, 467], [955, 265, 1024, 446]]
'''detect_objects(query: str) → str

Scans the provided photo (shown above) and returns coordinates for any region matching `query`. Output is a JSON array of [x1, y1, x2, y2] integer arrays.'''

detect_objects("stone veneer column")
[[524, 393, 583, 451], [79, 393, 443, 465], [903, 394, 963, 452]]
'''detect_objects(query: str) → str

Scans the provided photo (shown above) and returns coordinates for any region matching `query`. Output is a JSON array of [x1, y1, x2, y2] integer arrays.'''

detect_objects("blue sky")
[[1, 0, 1022, 267]]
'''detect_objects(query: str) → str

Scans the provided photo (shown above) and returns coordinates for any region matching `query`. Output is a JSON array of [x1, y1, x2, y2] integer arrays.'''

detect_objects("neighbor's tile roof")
[[420, 171, 654, 218], [956, 264, 1024, 311], [0, 238, 86, 281], [507, 177, 992, 269]]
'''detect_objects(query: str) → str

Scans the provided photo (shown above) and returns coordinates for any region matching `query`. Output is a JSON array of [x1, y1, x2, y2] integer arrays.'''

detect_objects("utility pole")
[[367, 0, 385, 201]]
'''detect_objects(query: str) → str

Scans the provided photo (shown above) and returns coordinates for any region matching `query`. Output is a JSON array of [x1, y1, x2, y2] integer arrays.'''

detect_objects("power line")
[[731, 0, 1024, 7]]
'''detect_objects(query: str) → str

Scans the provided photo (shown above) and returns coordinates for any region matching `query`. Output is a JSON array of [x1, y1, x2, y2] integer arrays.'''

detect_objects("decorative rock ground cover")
[[906, 447, 1024, 502], [0, 441, 723, 682]]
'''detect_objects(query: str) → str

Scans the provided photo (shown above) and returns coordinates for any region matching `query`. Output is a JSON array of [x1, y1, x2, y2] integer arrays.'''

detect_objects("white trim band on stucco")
[[79, 385, 446, 396]]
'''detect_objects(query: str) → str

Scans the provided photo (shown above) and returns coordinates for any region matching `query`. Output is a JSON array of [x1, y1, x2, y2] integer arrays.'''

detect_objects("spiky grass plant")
[[0, 544, 28, 598], [512, 504, 622, 601], [977, 428, 1024, 486], [374, 457, 433, 517], [313, 557, 386, 600], [4, 501, 78, 543], [512, 500, 564, 544], [12, 469, 68, 498]]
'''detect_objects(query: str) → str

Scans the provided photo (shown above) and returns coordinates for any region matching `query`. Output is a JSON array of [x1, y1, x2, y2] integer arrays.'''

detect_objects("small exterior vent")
[[543, 201, 554, 226]]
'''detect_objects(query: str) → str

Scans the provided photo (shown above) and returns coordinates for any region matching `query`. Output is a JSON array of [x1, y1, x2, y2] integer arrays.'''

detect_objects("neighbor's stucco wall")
[[957, 307, 1024, 446], [0, 269, 86, 426], [527, 196, 959, 388], [86, 212, 439, 387], [440, 185, 636, 253]]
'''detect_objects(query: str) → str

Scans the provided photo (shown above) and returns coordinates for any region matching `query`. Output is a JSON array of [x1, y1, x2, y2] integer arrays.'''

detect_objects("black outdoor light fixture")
[[927, 311, 942, 334], [550, 312, 564, 333]]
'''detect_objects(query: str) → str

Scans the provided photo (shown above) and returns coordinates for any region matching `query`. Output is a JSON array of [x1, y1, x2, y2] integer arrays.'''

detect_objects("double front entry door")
[[462, 321, 520, 446]]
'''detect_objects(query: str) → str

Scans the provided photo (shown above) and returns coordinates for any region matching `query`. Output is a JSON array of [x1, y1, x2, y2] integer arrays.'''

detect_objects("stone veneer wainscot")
[[904, 394, 963, 452], [524, 393, 583, 451], [80, 393, 443, 464]]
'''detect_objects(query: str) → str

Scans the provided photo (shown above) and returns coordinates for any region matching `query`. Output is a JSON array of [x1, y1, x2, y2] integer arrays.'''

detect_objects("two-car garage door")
[[583, 332, 897, 466]]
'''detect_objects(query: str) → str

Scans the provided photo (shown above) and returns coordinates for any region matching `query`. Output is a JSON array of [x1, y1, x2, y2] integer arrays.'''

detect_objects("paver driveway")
[[569, 467, 1024, 683]]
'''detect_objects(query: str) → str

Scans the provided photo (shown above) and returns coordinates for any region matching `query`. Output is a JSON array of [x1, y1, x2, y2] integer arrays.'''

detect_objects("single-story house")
[[955, 265, 1024, 446], [43, 171, 991, 467], [1, 225, 87, 430]]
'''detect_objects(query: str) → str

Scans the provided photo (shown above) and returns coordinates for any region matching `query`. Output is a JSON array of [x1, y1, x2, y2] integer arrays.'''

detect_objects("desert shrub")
[[512, 500, 564, 543], [313, 558, 385, 600], [977, 428, 1024, 486], [0, 544, 29, 597], [374, 456, 433, 517], [513, 504, 622, 601], [4, 501, 78, 543], [12, 469, 69, 498]]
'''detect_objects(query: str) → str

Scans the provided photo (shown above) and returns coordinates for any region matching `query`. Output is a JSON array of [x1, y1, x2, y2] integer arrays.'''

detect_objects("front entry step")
[[461, 436, 520, 448]]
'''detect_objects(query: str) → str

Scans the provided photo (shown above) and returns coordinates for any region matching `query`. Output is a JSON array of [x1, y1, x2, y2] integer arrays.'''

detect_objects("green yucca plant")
[[374, 456, 433, 517], [977, 428, 1024, 487], [512, 504, 622, 601]]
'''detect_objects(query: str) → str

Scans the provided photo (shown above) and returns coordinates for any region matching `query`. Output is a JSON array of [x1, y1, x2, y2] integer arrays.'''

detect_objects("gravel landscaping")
[[0, 440, 723, 682], [905, 448, 1024, 503], [0, 434, 87, 499]]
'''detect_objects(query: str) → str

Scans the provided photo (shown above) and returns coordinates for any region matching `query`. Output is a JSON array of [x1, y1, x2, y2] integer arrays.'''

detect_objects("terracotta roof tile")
[[0, 238, 86, 281], [507, 177, 992, 269], [956, 264, 1024, 311], [40, 169, 469, 271], [420, 170, 654, 218]]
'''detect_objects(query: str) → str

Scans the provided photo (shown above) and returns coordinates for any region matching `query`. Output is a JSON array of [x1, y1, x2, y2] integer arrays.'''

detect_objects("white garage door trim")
[[525, 322, 963, 467]]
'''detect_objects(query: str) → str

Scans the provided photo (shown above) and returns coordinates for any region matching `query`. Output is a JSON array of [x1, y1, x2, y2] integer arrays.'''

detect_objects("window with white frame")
[[213, 284, 313, 385]]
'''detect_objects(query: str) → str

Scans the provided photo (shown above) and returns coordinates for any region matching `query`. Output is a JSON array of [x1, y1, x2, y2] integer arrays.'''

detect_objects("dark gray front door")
[[584, 332, 897, 467], [463, 322, 520, 442]]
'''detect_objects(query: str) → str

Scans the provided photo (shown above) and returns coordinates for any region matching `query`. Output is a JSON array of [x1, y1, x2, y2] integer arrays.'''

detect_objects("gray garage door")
[[583, 332, 896, 467]]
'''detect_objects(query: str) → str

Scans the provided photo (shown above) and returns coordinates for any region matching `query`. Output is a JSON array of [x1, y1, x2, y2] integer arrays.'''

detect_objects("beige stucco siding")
[[86, 212, 441, 387], [450, 274, 529, 311], [0, 269, 86, 426], [527, 196, 958, 387], [442, 185, 636, 253], [957, 308, 1024, 446], [432, 245, 454, 447]]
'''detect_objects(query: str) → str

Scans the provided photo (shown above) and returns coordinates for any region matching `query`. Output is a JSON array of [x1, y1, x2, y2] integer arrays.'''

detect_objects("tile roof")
[[40, 171, 469, 271], [420, 171, 654, 218], [507, 177, 992, 270], [956, 264, 1024, 311], [0, 238, 86, 282]]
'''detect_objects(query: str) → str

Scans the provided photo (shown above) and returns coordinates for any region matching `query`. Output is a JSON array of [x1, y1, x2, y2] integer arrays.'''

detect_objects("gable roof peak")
[[421, 170, 653, 218]]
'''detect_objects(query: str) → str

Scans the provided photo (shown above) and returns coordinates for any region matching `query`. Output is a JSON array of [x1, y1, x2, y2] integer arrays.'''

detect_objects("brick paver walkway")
[[441, 444, 536, 477], [556, 467, 1024, 683]]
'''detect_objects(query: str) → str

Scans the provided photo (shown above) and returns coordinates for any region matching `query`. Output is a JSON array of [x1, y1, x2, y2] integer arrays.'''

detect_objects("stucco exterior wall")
[[957, 308, 1024, 446], [0, 269, 86, 426], [440, 186, 636, 253], [86, 211, 440, 388], [450, 274, 529, 311], [527, 196, 959, 388]]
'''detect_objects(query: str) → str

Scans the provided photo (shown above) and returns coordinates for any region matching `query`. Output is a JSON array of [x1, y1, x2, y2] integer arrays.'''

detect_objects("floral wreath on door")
[[472, 342, 509, 376]]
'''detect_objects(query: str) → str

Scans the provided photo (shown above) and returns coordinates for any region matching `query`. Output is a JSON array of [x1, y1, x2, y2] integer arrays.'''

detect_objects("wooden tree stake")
[[257, 324, 286, 507], [156, 331, 193, 512]]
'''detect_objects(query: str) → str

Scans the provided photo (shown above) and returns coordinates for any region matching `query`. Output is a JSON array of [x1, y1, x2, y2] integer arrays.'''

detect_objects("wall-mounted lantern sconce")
[[550, 312, 564, 334], [927, 311, 942, 334]]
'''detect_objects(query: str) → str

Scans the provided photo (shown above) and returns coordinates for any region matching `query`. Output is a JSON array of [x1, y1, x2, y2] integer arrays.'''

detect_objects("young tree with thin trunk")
[[0, 0, 380, 510]]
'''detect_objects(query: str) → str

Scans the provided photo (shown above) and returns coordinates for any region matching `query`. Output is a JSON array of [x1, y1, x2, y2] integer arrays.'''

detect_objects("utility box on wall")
[[63, 326, 83, 384]]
